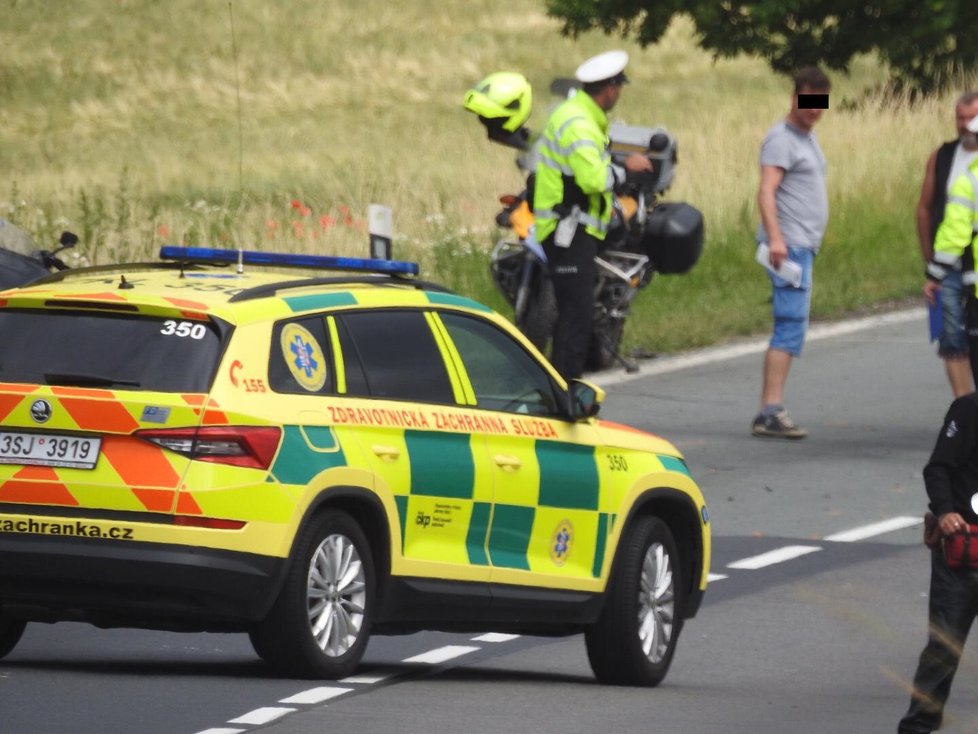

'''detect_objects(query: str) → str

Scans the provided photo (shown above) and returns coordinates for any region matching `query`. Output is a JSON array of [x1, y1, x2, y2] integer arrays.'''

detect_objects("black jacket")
[[924, 392, 978, 522]]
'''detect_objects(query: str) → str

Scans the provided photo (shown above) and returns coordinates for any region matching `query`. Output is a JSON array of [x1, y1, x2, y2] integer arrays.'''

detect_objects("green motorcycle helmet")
[[463, 71, 533, 134]]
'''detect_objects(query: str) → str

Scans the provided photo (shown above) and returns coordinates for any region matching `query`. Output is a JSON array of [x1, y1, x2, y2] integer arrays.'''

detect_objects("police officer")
[[533, 50, 652, 380]]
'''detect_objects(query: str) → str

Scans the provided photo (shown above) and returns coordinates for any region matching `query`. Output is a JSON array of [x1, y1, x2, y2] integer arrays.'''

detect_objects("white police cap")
[[968, 114, 978, 134], [575, 50, 629, 84]]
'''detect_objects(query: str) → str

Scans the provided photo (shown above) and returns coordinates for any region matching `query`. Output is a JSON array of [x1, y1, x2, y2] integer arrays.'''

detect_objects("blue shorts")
[[768, 246, 815, 357], [938, 269, 968, 358]]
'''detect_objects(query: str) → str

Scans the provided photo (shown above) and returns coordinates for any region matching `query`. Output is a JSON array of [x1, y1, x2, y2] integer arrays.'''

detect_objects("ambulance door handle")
[[493, 454, 522, 471], [372, 445, 401, 461]]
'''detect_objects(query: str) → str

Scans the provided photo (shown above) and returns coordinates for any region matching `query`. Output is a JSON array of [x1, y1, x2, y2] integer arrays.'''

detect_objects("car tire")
[[250, 510, 374, 679], [0, 616, 26, 659], [585, 516, 684, 687]]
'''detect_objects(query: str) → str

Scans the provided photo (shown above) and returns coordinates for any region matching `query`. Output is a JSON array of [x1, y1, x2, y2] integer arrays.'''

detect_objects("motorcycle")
[[487, 120, 704, 372], [0, 221, 78, 290]]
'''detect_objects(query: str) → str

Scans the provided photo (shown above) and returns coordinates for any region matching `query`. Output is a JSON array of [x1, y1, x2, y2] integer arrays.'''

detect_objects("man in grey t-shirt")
[[751, 67, 831, 439]]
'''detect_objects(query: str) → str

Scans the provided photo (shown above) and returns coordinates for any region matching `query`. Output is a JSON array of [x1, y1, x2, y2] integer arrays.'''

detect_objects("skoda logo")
[[30, 399, 52, 424]]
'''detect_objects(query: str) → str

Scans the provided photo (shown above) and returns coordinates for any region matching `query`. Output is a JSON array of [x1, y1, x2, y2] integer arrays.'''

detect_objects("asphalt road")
[[3, 308, 977, 734]]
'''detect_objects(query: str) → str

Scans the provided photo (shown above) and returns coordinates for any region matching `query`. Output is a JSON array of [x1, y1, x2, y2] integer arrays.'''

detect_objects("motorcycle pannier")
[[642, 202, 704, 275]]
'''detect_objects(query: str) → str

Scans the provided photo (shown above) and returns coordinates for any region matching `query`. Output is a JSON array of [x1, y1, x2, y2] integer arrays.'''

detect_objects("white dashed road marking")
[[472, 632, 521, 643], [727, 545, 822, 570], [823, 515, 922, 542], [402, 645, 481, 665], [227, 707, 295, 726], [198, 513, 921, 734], [279, 686, 352, 705], [340, 672, 393, 684]]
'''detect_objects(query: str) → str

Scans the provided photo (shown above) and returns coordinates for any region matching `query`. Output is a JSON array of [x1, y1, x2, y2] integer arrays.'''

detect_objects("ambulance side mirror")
[[566, 379, 604, 421]]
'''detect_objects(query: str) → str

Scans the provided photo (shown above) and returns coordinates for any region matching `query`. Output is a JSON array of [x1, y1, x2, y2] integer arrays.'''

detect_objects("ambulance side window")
[[268, 316, 335, 395], [440, 312, 560, 417], [336, 310, 455, 404]]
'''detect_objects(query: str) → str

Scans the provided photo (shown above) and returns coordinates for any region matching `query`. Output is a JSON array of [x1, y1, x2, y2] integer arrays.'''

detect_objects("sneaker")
[[751, 409, 808, 439]]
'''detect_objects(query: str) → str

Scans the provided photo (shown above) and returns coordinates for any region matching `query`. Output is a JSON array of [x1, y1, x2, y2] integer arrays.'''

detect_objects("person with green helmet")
[[533, 50, 651, 380]]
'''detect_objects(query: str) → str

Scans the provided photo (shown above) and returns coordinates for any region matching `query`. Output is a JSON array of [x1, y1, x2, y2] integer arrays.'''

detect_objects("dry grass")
[[1, 3, 974, 349]]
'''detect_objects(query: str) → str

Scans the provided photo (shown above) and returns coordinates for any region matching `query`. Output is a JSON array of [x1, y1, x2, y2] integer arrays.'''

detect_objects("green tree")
[[547, 0, 978, 92]]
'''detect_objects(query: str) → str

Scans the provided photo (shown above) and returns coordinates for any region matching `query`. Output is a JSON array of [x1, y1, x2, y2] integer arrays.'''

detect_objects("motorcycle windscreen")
[[0, 249, 49, 291]]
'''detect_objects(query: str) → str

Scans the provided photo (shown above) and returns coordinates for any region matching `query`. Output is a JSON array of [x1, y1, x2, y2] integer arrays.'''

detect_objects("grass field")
[[2, 1, 974, 354]]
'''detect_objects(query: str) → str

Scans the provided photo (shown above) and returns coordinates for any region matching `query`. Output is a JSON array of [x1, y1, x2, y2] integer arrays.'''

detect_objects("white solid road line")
[[727, 545, 822, 570], [194, 729, 245, 734], [402, 645, 481, 665], [707, 573, 729, 582], [591, 308, 924, 387], [823, 515, 922, 542]]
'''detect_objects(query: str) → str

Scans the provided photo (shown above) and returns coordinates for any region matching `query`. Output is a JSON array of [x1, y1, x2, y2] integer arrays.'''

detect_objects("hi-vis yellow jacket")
[[929, 157, 978, 285], [533, 91, 624, 242]]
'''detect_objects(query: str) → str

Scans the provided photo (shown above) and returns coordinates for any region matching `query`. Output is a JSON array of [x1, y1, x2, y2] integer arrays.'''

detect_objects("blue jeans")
[[938, 270, 969, 358], [768, 246, 815, 357]]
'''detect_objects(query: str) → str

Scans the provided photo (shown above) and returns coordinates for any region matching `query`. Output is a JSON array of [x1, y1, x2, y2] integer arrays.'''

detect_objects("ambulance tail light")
[[135, 426, 282, 469]]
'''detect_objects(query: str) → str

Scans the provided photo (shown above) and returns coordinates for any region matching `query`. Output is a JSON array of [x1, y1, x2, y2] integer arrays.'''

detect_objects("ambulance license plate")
[[0, 431, 101, 470]]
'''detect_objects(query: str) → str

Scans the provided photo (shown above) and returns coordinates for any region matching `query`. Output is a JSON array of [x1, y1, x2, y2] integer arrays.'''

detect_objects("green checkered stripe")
[[393, 432, 617, 577], [268, 425, 346, 484]]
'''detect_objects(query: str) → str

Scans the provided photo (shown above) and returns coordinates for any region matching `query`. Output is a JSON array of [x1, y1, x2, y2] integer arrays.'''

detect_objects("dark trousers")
[[898, 551, 978, 733], [542, 228, 597, 381]]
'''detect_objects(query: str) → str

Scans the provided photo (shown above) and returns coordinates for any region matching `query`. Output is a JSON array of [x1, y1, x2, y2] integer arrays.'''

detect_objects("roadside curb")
[[590, 307, 926, 388]]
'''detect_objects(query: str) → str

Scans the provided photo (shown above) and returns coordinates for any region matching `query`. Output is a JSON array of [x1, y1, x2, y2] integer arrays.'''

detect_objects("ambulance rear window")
[[0, 309, 227, 392]]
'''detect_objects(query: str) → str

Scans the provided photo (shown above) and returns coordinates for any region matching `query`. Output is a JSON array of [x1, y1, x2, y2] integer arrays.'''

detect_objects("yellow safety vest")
[[533, 92, 622, 242], [930, 157, 978, 284]]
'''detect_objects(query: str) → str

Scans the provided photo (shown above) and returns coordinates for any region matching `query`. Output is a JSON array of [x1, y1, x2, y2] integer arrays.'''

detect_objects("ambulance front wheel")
[[0, 615, 26, 659], [250, 510, 375, 679], [585, 516, 684, 686]]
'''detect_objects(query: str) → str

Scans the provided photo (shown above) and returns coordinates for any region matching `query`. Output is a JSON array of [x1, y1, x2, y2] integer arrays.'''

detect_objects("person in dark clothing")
[[898, 394, 978, 734]]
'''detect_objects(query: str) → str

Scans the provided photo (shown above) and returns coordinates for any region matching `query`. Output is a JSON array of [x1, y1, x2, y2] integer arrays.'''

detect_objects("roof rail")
[[228, 275, 454, 302], [159, 246, 420, 275], [30, 261, 190, 285]]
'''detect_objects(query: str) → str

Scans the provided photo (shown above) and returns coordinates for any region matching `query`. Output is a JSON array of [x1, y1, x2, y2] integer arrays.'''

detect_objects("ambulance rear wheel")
[[585, 516, 684, 686], [0, 616, 26, 659], [250, 510, 374, 679]]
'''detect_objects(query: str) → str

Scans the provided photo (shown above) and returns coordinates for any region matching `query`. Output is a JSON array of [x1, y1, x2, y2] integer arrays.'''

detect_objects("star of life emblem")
[[290, 336, 318, 378]]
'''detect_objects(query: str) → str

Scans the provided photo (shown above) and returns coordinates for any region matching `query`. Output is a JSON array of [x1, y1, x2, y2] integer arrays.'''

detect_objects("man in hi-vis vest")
[[533, 50, 651, 380], [917, 93, 978, 397], [925, 114, 978, 390]]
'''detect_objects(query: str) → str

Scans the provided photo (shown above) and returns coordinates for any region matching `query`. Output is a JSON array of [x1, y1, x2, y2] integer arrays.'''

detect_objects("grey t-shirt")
[[755, 120, 828, 250]]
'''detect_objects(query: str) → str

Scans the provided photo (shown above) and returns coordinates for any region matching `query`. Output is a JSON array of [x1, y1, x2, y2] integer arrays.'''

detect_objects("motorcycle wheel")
[[518, 272, 557, 356], [586, 317, 625, 372]]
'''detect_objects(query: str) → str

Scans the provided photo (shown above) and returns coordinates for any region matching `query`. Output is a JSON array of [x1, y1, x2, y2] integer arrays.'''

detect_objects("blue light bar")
[[159, 246, 419, 275]]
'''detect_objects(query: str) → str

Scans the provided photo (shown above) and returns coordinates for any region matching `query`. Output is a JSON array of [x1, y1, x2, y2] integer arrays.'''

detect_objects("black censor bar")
[[798, 93, 829, 109]]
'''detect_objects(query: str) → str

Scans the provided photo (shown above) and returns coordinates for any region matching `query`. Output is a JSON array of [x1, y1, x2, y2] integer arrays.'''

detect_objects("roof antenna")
[[237, 247, 244, 274]]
